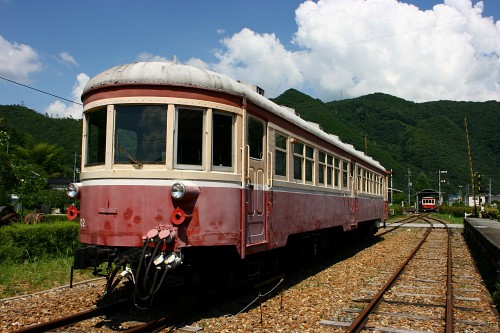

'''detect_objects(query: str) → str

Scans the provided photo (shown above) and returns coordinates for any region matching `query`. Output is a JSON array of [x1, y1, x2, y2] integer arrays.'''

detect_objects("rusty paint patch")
[[155, 209, 163, 222], [104, 221, 111, 230], [123, 208, 133, 220], [133, 216, 141, 224]]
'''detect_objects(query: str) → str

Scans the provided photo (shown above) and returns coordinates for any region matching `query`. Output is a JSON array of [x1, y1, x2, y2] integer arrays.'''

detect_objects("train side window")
[[86, 107, 107, 166], [115, 105, 167, 164], [357, 167, 363, 192], [342, 161, 349, 190], [334, 158, 340, 188], [305, 145, 314, 183], [275, 133, 287, 177], [293, 142, 304, 181], [327, 155, 333, 187], [248, 116, 264, 160], [176, 108, 204, 167], [318, 151, 326, 185], [212, 112, 233, 169]]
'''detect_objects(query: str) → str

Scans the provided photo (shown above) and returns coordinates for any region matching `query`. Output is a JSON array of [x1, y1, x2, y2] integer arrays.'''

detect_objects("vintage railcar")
[[420, 196, 437, 212], [68, 62, 388, 304]]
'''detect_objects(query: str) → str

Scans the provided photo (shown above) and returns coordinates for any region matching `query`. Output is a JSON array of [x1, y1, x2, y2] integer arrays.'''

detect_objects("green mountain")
[[1, 91, 498, 197], [0, 105, 82, 177], [272, 90, 499, 196]]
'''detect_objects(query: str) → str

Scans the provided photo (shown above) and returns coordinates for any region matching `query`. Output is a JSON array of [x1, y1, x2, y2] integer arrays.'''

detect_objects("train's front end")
[[69, 62, 245, 304]]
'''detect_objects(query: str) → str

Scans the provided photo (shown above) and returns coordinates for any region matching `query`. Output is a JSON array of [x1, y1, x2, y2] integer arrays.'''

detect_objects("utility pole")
[[464, 117, 477, 215], [438, 170, 447, 205], [390, 169, 393, 205], [73, 153, 81, 183], [489, 178, 492, 204], [407, 168, 412, 207]]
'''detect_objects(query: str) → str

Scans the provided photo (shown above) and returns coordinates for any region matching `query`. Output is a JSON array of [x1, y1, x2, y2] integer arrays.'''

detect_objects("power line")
[[0, 75, 83, 106]]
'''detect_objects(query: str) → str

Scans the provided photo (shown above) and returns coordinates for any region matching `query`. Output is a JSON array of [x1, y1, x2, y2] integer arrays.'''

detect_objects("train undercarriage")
[[73, 220, 379, 308]]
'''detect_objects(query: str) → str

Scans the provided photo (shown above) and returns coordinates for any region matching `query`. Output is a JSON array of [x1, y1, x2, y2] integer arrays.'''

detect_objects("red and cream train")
[[68, 62, 389, 303]]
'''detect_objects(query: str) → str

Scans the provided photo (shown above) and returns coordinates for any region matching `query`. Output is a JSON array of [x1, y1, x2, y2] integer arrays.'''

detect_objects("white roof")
[[84, 62, 386, 173]]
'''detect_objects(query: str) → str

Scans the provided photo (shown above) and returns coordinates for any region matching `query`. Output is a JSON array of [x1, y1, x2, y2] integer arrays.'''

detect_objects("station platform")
[[387, 221, 463, 229], [464, 217, 500, 265], [463, 217, 500, 297]]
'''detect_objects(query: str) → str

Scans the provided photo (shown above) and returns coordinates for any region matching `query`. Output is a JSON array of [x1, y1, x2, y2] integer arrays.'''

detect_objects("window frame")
[[212, 111, 234, 172], [174, 106, 206, 170], [274, 132, 288, 178]]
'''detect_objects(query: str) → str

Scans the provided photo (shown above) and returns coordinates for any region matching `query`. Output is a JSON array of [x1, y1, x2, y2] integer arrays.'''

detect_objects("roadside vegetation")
[[0, 217, 94, 299]]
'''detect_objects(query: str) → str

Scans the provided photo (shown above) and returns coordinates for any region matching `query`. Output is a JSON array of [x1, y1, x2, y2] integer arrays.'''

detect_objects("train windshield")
[[115, 105, 167, 164]]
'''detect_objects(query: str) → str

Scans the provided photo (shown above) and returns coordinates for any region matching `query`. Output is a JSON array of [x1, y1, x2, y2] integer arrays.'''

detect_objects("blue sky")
[[0, 0, 498, 118]]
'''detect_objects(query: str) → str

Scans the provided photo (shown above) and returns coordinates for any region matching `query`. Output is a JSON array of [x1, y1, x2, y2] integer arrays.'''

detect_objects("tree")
[[11, 163, 47, 211], [414, 172, 431, 193], [14, 142, 65, 177]]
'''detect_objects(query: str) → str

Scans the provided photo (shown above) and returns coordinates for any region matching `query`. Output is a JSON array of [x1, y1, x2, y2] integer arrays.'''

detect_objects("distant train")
[[67, 62, 388, 305], [420, 196, 438, 212]]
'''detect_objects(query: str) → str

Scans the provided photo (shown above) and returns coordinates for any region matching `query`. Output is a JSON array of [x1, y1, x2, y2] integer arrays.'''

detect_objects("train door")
[[245, 116, 268, 245], [344, 161, 358, 231]]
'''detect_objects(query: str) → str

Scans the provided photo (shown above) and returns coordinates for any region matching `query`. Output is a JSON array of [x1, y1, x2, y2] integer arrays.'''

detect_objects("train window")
[[305, 146, 314, 182], [327, 155, 333, 186], [342, 161, 349, 190], [115, 105, 166, 164], [176, 108, 204, 167], [357, 168, 362, 191], [318, 151, 326, 185], [275, 133, 287, 177], [86, 107, 107, 165], [293, 142, 304, 181], [248, 117, 264, 159], [334, 158, 340, 188], [363, 169, 367, 192], [212, 112, 233, 169]]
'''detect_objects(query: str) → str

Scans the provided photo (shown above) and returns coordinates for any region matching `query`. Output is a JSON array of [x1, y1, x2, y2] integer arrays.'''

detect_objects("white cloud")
[[59, 51, 78, 66], [210, 28, 303, 97], [136, 52, 170, 62], [192, 0, 499, 102], [44, 73, 89, 119], [0, 35, 42, 82]]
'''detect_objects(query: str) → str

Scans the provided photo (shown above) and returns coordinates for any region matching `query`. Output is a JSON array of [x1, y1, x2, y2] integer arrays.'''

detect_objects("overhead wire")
[[0, 75, 83, 106]]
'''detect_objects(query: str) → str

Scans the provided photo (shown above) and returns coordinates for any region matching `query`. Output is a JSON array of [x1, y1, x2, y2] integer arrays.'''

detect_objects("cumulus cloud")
[[0, 35, 42, 82], [210, 28, 303, 97], [196, 0, 499, 102], [44, 73, 89, 119], [59, 51, 78, 66]]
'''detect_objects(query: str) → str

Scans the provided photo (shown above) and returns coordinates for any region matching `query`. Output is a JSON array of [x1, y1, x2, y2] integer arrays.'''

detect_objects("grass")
[[431, 213, 464, 224], [0, 257, 95, 299]]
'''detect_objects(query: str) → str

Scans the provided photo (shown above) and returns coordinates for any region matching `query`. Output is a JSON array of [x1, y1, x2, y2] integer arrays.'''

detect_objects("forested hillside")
[[272, 90, 499, 196], [0, 105, 81, 177], [1, 91, 498, 201]]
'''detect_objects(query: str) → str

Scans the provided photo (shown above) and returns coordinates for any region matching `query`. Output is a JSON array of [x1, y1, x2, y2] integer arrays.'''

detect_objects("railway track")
[[6, 216, 498, 332], [320, 215, 498, 332], [11, 299, 129, 333], [376, 213, 429, 237]]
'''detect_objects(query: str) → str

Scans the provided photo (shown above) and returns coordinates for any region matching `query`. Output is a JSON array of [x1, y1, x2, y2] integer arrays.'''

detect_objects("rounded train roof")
[[83, 62, 247, 97], [83, 62, 386, 173]]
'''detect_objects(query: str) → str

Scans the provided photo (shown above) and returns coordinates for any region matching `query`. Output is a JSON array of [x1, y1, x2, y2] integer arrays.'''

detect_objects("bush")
[[438, 205, 473, 218], [482, 205, 498, 219], [0, 221, 80, 263], [388, 204, 404, 217]]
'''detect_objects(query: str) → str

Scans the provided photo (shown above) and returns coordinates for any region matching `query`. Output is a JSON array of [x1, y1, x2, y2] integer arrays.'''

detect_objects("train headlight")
[[171, 182, 186, 200], [66, 183, 81, 198]]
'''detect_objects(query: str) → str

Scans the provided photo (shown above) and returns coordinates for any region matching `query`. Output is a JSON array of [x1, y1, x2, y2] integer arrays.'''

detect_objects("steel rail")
[[422, 215, 454, 333], [377, 213, 428, 237], [13, 299, 129, 333], [346, 220, 433, 333]]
